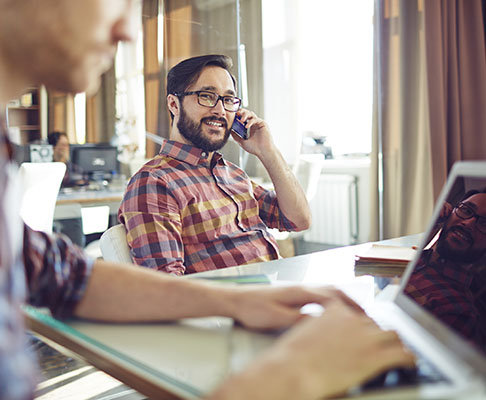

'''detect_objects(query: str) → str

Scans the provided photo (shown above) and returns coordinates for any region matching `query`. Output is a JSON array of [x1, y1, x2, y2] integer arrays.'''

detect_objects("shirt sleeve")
[[23, 224, 94, 319], [251, 181, 297, 231], [118, 170, 186, 275]]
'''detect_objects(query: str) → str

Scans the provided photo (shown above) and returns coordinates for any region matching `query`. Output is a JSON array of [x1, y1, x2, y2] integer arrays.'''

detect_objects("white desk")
[[23, 235, 485, 399], [54, 186, 125, 221]]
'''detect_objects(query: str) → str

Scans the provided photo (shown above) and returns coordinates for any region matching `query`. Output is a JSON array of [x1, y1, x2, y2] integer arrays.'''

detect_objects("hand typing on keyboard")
[[210, 295, 416, 400]]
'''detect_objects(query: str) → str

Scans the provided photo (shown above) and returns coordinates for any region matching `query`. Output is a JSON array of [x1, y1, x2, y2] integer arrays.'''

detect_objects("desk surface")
[[56, 186, 125, 206], [23, 236, 421, 399], [24, 235, 484, 400]]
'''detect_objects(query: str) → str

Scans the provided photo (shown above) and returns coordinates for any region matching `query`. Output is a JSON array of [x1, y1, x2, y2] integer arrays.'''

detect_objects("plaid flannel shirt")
[[119, 139, 297, 275], [405, 249, 485, 350]]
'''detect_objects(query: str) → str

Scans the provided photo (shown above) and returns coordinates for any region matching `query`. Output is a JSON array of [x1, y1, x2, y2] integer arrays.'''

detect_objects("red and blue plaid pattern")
[[119, 139, 296, 275], [405, 250, 483, 348]]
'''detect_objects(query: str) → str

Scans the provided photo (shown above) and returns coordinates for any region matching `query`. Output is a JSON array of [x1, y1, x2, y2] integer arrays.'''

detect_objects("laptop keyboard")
[[405, 339, 448, 384], [362, 312, 449, 389]]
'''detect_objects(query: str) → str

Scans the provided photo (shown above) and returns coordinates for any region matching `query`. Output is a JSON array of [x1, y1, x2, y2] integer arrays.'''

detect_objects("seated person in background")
[[48, 131, 85, 246], [119, 55, 311, 275], [47, 131, 85, 187]]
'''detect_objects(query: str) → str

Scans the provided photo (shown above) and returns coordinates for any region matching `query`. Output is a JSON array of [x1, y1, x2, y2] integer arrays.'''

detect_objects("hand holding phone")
[[231, 116, 248, 140]]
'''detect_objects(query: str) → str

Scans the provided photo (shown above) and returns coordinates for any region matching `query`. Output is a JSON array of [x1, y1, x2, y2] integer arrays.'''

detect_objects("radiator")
[[304, 174, 358, 246]]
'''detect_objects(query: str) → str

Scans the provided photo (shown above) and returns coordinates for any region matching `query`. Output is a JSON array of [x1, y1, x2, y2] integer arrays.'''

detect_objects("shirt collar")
[[159, 139, 224, 166]]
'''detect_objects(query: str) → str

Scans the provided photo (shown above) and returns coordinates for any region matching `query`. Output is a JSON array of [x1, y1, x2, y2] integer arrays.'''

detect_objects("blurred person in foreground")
[[0, 1, 413, 399]]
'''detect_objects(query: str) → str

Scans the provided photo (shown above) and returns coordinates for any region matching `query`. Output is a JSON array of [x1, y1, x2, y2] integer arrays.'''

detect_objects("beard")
[[177, 106, 231, 152], [436, 226, 486, 264]]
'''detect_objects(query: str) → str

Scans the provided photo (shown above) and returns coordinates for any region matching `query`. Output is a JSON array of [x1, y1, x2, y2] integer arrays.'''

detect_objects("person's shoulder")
[[126, 157, 175, 188], [143, 154, 183, 172]]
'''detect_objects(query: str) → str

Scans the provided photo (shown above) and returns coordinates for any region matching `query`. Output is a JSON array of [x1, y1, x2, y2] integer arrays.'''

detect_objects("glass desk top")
[[24, 235, 423, 399]]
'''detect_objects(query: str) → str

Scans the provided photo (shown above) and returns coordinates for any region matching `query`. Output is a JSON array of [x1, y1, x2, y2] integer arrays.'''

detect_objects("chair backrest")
[[128, 157, 149, 176], [292, 154, 325, 202], [19, 162, 66, 233], [99, 223, 134, 264]]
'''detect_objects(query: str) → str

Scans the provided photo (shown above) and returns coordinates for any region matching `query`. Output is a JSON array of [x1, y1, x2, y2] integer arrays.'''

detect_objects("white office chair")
[[99, 223, 134, 264], [292, 153, 325, 202], [19, 162, 66, 233], [272, 154, 325, 256], [128, 157, 149, 176]]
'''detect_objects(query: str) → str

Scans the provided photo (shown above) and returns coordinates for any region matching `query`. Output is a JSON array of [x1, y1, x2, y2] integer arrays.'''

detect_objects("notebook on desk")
[[231, 161, 486, 399]]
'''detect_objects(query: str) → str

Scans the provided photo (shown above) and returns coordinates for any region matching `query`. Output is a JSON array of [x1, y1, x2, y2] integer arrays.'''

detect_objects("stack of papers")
[[354, 244, 418, 277]]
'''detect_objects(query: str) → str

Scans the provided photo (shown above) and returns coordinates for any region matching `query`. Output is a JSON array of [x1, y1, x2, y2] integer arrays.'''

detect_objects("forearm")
[[73, 259, 237, 322], [258, 148, 311, 230]]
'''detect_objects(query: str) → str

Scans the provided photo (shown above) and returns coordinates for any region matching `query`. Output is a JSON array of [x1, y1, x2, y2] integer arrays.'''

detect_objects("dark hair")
[[166, 54, 237, 121], [47, 131, 68, 147], [460, 187, 486, 204]]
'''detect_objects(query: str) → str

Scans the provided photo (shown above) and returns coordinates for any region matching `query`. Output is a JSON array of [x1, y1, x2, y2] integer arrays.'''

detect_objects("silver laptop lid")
[[395, 161, 486, 375]]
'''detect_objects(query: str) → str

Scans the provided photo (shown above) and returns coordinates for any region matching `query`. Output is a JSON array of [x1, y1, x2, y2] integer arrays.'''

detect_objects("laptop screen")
[[403, 175, 486, 356]]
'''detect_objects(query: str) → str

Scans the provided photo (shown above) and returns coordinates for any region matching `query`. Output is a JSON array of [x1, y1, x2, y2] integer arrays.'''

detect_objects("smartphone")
[[231, 116, 248, 140]]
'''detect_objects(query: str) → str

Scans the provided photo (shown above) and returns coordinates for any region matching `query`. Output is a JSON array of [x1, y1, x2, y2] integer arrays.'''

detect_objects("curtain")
[[423, 0, 486, 199], [49, 69, 115, 144], [370, 0, 486, 241], [48, 92, 76, 142], [370, 0, 434, 240], [142, 0, 162, 158]]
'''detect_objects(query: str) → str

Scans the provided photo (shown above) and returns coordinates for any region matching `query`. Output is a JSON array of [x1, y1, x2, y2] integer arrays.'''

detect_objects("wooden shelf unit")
[[7, 87, 47, 144]]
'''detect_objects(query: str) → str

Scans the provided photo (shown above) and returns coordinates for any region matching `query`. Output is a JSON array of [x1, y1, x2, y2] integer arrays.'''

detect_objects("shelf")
[[7, 86, 44, 144], [8, 106, 40, 110]]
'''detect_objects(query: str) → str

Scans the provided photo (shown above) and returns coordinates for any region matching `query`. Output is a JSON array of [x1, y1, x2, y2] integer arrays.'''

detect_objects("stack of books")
[[354, 244, 418, 277]]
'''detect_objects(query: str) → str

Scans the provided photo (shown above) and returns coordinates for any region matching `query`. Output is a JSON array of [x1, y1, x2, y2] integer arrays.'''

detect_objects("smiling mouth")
[[202, 118, 227, 132], [448, 226, 473, 246], [206, 121, 223, 127]]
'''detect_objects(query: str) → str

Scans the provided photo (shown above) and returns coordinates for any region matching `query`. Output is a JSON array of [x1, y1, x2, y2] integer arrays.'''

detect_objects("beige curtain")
[[370, 0, 434, 240], [48, 68, 115, 144], [370, 0, 486, 241], [48, 91, 76, 142], [158, 0, 194, 142], [142, 0, 162, 158], [424, 0, 486, 199], [86, 66, 116, 144]]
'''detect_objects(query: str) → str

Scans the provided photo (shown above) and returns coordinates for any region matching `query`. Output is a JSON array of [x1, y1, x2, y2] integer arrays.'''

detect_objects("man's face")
[[437, 193, 486, 263], [2, 0, 137, 95], [176, 66, 236, 152]]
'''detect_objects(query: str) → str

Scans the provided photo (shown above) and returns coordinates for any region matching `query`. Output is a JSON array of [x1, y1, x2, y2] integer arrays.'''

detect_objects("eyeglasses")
[[454, 202, 486, 234], [175, 91, 241, 112]]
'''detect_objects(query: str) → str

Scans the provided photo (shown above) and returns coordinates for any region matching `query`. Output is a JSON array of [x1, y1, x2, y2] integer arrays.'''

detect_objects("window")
[[262, 0, 374, 161], [114, 0, 146, 157]]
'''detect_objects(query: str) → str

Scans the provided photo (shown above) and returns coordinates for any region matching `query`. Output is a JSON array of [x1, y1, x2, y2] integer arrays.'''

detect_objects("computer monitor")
[[71, 144, 119, 181]]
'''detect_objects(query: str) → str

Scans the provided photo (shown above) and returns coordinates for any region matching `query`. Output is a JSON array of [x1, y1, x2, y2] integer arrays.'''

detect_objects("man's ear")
[[167, 94, 180, 119]]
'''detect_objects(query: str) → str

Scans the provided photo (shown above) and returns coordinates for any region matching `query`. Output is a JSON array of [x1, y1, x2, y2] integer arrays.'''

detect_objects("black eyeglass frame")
[[174, 91, 241, 112], [454, 202, 486, 234]]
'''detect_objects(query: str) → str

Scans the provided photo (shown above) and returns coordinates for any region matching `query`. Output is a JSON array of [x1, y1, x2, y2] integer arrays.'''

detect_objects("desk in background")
[[54, 186, 126, 247], [56, 186, 125, 211]]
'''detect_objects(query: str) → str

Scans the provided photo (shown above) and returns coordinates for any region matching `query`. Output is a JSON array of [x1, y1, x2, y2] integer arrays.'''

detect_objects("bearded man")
[[119, 55, 310, 275], [405, 189, 486, 350]]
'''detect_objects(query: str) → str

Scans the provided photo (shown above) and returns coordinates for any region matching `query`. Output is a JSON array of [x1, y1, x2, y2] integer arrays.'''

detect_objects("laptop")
[[230, 161, 486, 399]]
